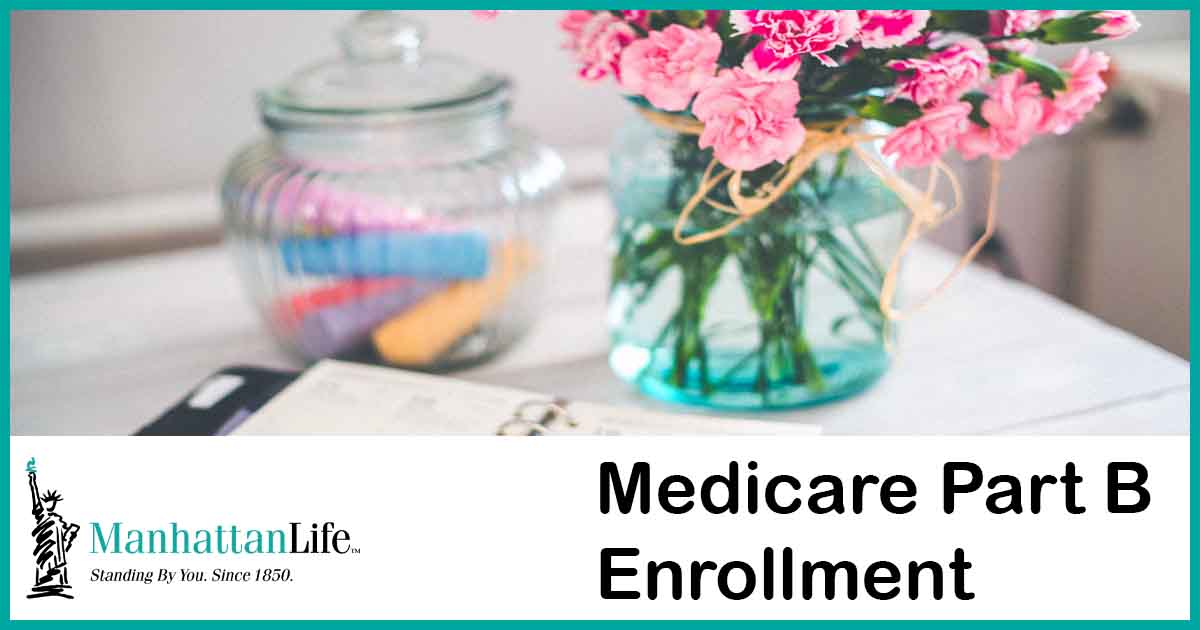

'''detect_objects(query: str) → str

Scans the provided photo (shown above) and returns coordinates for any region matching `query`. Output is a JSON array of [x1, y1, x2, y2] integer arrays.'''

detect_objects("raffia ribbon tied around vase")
[[638, 108, 1001, 322]]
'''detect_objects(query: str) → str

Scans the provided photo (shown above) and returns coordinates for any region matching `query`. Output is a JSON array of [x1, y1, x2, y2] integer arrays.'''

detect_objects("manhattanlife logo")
[[26, 457, 80, 600], [20, 456, 360, 595], [86, 521, 359, 587], [90, 521, 359, 555]]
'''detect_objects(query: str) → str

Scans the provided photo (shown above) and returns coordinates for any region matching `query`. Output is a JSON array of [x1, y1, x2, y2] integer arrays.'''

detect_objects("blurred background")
[[10, 10, 1191, 357]]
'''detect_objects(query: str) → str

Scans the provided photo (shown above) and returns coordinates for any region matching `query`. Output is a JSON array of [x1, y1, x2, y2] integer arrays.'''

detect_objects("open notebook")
[[238, 360, 820, 435]]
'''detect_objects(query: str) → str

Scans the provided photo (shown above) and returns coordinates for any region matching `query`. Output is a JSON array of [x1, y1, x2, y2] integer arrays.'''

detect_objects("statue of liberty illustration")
[[26, 458, 80, 599]]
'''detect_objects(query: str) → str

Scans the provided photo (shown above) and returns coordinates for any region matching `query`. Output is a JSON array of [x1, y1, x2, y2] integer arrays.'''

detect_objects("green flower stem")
[[638, 311, 679, 382], [780, 282, 826, 391], [817, 231, 881, 289], [846, 223, 886, 281], [791, 335, 825, 390], [810, 255, 886, 341], [715, 347, 758, 389], [668, 240, 726, 390]]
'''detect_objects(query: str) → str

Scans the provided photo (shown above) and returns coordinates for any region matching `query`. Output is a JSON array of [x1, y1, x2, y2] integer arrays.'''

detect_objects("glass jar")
[[222, 12, 563, 370], [608, 110, 906, 410]]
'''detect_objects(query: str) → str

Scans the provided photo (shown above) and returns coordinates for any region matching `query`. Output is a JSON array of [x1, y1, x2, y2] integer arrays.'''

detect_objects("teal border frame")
[[1, 5, 1194, 625]]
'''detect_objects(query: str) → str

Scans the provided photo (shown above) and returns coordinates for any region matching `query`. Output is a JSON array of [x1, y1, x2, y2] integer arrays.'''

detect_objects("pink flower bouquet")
[[557, 10, 1135, 169], [539, 10, 1136, 408]]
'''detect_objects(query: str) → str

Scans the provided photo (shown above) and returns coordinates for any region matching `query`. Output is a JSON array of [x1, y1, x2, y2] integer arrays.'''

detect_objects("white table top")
[[11, 190, 1189, 435]]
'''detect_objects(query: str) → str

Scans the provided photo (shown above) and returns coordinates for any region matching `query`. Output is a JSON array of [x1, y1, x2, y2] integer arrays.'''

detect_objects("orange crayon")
[[371, 242, 531, 365]]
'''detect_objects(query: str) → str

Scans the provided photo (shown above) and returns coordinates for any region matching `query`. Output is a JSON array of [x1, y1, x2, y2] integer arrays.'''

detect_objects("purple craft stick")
[[273, 175, 455, 233], [297, 279, 446, 357]]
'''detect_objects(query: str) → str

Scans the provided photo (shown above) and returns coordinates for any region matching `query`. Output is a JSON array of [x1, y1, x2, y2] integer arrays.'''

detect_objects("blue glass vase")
[[607, 111, 907, 411]]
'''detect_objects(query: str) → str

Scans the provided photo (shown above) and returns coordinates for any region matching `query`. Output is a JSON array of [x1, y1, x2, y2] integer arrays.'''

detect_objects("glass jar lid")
[[260, 11, 511, 129]]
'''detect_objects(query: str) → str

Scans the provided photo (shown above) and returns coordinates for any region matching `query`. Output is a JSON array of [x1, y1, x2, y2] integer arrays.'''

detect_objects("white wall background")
[[10, 10, 629, 208], [9, 10, 1189, 208]]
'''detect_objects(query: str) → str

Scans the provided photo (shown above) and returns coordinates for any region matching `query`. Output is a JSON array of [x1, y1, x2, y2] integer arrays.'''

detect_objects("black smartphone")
[[137, 366, 299, 436]]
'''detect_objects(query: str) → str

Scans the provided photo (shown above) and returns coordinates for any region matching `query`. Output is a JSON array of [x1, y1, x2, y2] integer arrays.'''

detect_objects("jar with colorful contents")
[[222, 12, 564, 369]]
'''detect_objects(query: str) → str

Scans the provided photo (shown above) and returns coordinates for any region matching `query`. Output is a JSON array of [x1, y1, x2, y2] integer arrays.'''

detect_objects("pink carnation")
[[559, 11, 636, 82], [692, 68, 807, 171], [856, 10, 931, 49], [888, 39, 989, 108], [620, 25, 722, 112], [882, 102, 972, 169], [622, 10, 650, 29], [1094, 10, 1140, 40], [559, 11, 591, 39], [1000, 10, 1062, 34], [956, 70, 1045, 161], [470, 10, 500, 21], [988, 10, 1061, 54], [1039, 48, 1111, 135], [731, 10, 860, 79]]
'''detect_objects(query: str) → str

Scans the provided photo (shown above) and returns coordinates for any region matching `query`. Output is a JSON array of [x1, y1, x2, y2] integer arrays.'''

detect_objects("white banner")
[[9, 436, 1190, 620]]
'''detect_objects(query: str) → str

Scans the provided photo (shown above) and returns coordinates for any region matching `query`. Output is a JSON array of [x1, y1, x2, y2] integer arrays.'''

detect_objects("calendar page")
[[239, 360, 820, 436]]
